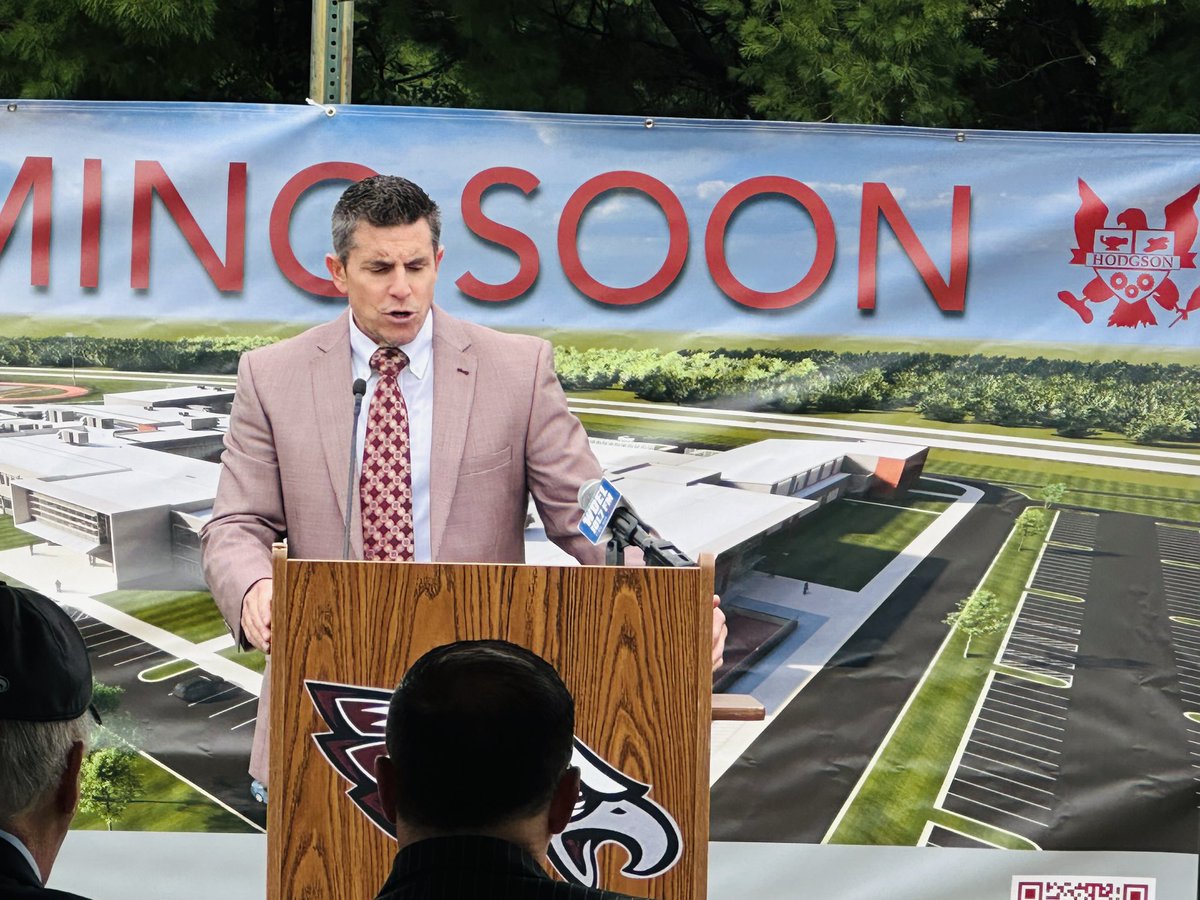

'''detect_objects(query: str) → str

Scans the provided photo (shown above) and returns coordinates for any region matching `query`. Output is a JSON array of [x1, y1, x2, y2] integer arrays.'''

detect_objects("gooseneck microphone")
[[577, 478, 695, 568], [342, 377, 368, 559]]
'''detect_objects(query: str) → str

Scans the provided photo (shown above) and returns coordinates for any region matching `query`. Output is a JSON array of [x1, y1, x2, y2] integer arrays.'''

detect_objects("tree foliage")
[[3, 0, 1200, 133], [1040, 482, 1067, 509], [556, 345, 1200, 446], [0, 0, 307, 101], [1015, 506, 1048, 550], [943, 588, 1006, 657], [0, 335, 274, 373], [88, 677, 141, 749], [90, 679, 124, 718], [354, 0, 750, 116], [79, 746, 142, 830]]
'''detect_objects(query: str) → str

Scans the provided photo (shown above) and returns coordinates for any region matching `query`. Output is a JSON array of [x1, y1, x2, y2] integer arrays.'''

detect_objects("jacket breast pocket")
[[459, 445, 512, 477]]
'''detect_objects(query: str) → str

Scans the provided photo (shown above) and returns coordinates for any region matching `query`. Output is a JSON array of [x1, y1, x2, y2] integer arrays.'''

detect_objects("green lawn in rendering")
[[575, 410, 790, 449], [93, 590, 227, 643], [219, 644, 267, 674], [0, 314, 305, 341], [796, 408, 1200, 458], [71, 752, 257, 833], [0, 514, 37, 551], [755, 498, 935, 592], [881, 494, 953, 514], [927, 449, 1200, 523], [827, 508, 1054, 848]]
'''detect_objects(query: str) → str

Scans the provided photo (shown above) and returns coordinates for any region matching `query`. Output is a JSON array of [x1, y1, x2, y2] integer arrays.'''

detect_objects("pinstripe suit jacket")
[[375, 836, 641, 900], [200, 307, 603, 781]]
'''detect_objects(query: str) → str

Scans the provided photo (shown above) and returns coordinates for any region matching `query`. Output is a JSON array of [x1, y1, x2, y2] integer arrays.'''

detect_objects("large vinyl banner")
[[1, 101, 1197, 899]]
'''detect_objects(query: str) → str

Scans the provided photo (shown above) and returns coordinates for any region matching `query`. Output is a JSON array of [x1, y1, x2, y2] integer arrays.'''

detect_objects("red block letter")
[[858, 183, 971, 312], [0, 156, 53, 286], [705, 176, 836, 310], [131, 161, 247, 292], [80, 159, 102, 288], [455, 167, 541, 302], [270, 161, 377, 297], [558, 171, 687, 305]]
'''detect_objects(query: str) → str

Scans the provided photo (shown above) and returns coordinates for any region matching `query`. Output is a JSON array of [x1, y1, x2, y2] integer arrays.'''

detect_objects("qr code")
[[1012, 876, 1154, 900]]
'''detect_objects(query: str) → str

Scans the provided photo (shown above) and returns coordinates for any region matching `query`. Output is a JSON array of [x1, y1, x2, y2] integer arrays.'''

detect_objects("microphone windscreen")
[[352, 377, 367, 397], [577, 478, 602, 510]]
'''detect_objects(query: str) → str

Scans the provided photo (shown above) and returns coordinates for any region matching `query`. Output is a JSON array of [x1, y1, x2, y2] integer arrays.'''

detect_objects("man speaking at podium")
[[200, 175, 725, 793]]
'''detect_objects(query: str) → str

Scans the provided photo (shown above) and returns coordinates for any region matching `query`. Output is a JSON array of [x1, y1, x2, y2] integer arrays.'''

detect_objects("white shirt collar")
[[0, 828, 41, 884], [349, 307, 434, 380]]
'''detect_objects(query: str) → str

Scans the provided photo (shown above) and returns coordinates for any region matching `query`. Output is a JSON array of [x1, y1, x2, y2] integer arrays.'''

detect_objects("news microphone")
[[577, 478, 695, 568], [342, 377, 368, 559]]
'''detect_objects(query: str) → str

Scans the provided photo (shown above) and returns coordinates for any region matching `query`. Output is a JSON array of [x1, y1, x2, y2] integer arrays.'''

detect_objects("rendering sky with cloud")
[[3, 101, 1200, 349]]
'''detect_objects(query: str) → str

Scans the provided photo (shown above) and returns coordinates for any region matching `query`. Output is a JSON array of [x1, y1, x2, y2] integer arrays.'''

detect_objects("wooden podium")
[[267, 545, 714, 899]]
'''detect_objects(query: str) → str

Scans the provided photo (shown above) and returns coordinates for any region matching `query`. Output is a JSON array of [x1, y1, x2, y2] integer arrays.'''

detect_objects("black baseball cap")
[[0, 581, 99, 723]]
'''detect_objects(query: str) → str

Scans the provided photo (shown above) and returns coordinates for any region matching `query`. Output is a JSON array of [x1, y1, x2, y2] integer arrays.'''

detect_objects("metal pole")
[[310, 0, 354, 104]]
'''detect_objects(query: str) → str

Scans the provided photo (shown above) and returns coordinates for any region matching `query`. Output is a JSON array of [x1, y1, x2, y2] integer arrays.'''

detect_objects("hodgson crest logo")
[[1058, 178, 1200, 328], [306, 680, 682, 888]]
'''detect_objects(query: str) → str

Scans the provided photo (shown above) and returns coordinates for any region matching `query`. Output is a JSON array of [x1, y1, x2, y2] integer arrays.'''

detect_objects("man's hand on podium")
[[712, 595, 727, 672], [242, 577, 273, 653]]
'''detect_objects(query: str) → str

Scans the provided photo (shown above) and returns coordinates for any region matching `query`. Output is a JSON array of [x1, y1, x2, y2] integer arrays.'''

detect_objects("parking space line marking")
[[955, 776, 1052, 811], [991, 681, 1072, 704], [114, 650, 166, 666], [971, 739, 1060, 768], [98, 642, 149, 658], [187, 687, 239, 708], [86, 634, 137, 648], [945, 791, 1048, 827], [964, 750, 1057, 781], [973, 726, 1062, 755], [990, 685, 1071, 707], [982, 708, 1066, 733], [209, 697, 256, 719], [977, 716, 1065, 742], [959, 763, 1054, 796], [990, 698, 1069, 721]]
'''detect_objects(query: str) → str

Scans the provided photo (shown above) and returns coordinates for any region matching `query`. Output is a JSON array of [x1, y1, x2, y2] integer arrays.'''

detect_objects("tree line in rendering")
[[554, 346, 1200, 445], [3, 335, 1195, 445], [0, 335, 274, 374]]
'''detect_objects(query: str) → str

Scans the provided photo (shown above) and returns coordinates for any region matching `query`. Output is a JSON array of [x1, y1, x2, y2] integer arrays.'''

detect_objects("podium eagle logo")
[[305, 680, 683, 887], [1058, 178, 1200, 328]]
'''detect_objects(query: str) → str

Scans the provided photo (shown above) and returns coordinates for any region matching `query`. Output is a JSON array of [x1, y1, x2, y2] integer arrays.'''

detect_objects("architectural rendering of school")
[[0, 386, 926, 589]]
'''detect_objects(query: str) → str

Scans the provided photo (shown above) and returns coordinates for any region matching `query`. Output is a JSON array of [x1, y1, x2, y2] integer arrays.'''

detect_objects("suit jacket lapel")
[[429, 309, 476, 560], [311, 309, 362, 557]]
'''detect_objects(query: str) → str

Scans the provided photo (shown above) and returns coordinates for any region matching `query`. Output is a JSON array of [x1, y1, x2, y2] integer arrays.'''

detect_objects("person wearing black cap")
[[372, 639, 641, 900], [0, 581, 97, 900]]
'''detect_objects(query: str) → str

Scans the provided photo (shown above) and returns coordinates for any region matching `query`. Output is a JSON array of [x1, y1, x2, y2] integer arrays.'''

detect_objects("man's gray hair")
[[0, 713, 92, 822], [331, 175, 441, 261]]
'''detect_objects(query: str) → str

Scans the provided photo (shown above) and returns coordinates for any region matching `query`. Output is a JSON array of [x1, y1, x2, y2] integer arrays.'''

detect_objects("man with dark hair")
[[0, 582, 97, 899], [200, 174, 726, 795], [373, 640, 640, 899]]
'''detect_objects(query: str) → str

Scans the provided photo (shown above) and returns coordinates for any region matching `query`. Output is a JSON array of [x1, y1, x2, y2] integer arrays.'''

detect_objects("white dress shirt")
[[349, 310, 434, 562]]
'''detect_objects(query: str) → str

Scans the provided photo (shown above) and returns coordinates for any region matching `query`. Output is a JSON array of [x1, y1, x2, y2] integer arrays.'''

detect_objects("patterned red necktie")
[[360, 347, 414, 561]]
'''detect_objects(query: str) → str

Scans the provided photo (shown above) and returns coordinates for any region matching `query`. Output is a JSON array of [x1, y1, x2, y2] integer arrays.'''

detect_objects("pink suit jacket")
[[200, 307, 602, 781]]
